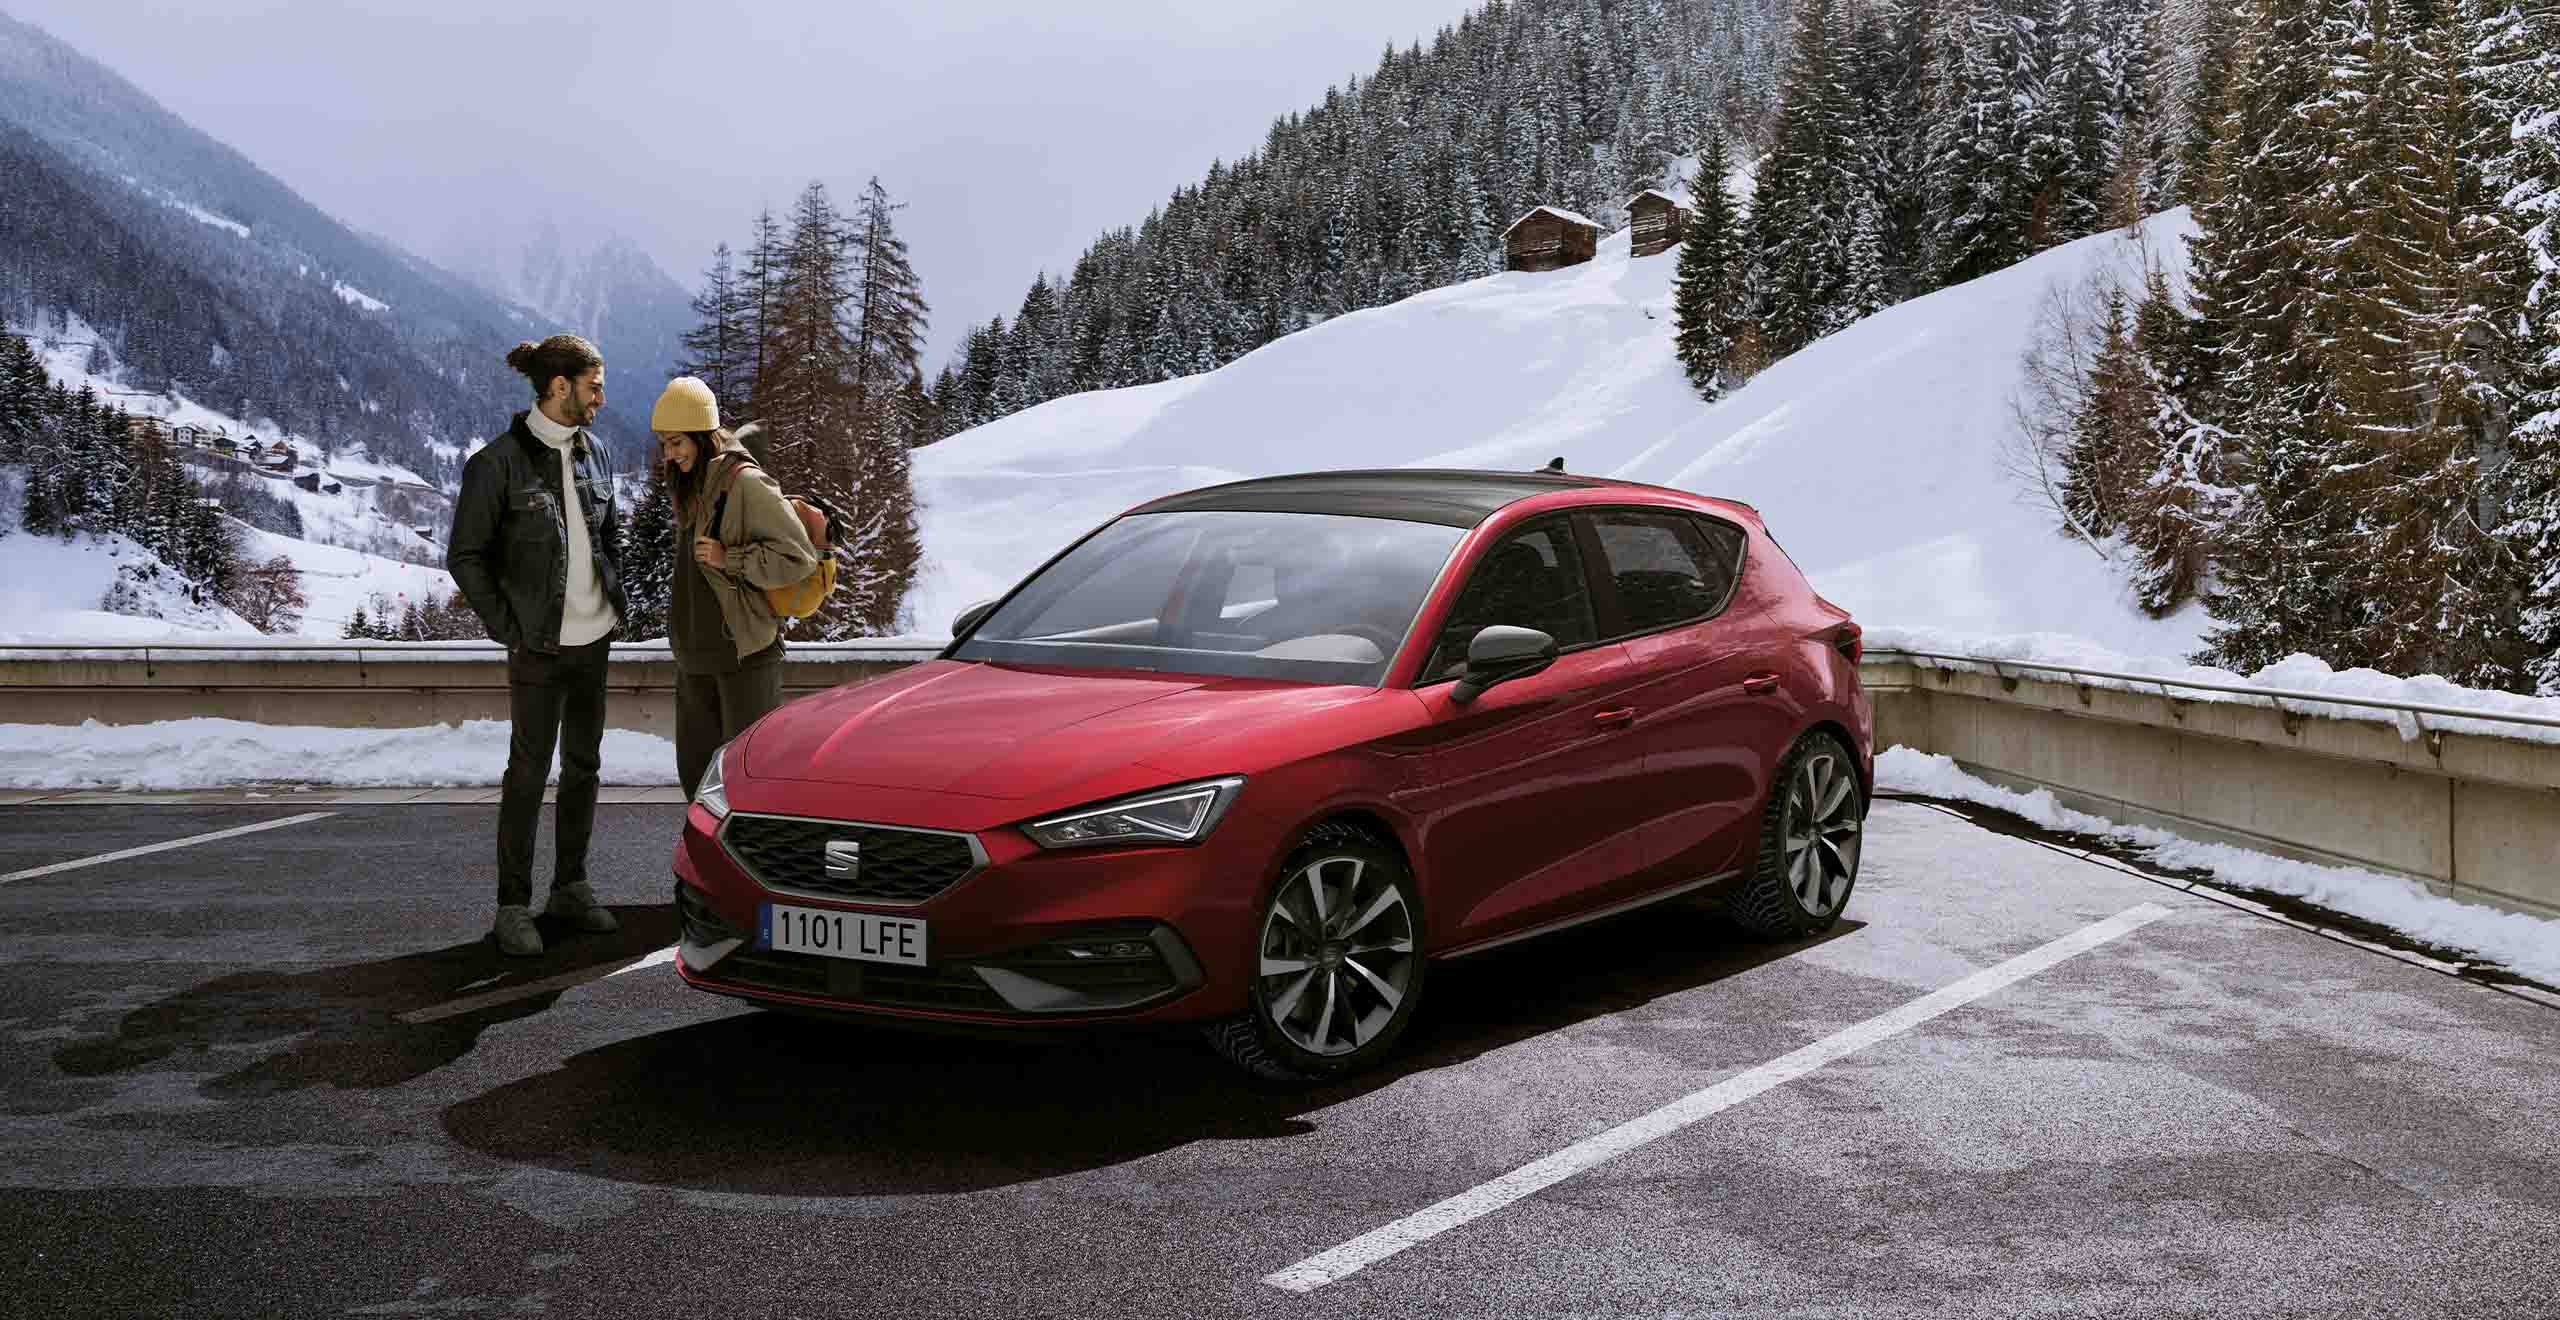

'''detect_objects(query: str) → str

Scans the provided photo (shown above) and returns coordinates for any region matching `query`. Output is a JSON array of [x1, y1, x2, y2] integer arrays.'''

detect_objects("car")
[[671, 465, 1873, 1081]]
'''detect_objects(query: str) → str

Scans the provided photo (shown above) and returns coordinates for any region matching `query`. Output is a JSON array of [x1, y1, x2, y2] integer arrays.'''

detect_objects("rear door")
[[1578, 507, 1791, 890], [1393, 516, 1652, 950]]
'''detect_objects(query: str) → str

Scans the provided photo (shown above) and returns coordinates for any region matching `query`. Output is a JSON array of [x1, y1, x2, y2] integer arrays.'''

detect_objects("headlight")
[[695, 739, 733, 819], [1021, 777, 1245, 850]]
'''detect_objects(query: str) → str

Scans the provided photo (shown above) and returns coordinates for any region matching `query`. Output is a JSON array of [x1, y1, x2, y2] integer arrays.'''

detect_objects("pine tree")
[[619, 457, 677, 641], [2482, 0, 2560, 688], [2192, 0, 2357, 675], [1927, 0, 2059, 285], [1673, 126, 1746, 399], [679, 243, 754, 415], [848, 177, 931, 416]]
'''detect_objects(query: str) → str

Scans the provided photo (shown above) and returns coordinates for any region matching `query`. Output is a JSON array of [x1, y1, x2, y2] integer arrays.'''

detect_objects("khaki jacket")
[[681, 431, 820, 662]]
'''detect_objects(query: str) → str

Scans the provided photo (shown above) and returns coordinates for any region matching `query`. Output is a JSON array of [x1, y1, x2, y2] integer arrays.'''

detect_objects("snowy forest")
[[1, 331, 309, 633], [885, 0, 2555, 693], [1667, 0, 2558, 694], [920, 0, 1788, 438], [646, 179, 930, 640]]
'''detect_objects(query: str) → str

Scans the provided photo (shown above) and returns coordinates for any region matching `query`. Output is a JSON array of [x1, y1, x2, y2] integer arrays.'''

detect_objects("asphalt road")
[[2, 795, 2555, 1319]]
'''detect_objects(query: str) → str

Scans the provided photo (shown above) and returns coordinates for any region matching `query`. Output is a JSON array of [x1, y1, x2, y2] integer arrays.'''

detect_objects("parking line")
[[0, 811, 338, 884], [398, 944, 679, 1024], [1264, 901, 2176, 1294]]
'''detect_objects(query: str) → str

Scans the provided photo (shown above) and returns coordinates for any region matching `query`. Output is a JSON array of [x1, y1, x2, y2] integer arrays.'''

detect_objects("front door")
[[1388, 518, 1651, 951]]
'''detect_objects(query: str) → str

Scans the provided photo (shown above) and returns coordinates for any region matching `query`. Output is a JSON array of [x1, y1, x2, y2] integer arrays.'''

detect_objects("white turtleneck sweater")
[[523, 407, 618, 647]]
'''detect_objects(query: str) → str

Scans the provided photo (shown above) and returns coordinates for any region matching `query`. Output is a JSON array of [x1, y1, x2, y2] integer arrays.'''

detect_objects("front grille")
[[720, 814, 980, 905]]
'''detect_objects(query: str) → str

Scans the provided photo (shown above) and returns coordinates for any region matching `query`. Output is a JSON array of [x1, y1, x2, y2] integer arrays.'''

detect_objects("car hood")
[[743, 659, 1370, 801]]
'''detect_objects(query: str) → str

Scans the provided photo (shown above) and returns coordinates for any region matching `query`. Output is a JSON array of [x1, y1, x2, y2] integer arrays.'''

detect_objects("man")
[[447, 334, 629, 956]]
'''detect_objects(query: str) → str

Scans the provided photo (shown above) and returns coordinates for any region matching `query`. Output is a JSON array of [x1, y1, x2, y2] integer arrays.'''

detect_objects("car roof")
[[1127, 468, 1651, 529]]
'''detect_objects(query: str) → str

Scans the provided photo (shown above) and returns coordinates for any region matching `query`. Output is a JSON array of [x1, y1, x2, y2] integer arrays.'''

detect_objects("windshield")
[[953, 509, 1467, 685]]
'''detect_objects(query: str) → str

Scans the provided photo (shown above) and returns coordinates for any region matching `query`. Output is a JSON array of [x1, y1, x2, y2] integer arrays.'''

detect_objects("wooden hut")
[[1629, 190, 1692, 258], [1503, 206, 1602, 272]]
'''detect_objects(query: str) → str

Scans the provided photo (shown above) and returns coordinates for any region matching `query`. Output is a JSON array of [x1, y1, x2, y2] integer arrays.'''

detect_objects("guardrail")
[[3, 640, 2552, 919], [1860, 650, 2560, 920], [0, 640, 944, 737]]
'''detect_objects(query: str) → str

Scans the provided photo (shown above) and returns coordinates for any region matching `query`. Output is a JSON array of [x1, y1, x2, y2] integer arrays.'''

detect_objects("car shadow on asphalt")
[[50, 906, 679, 1096], [437, 904, 1861, 1197]]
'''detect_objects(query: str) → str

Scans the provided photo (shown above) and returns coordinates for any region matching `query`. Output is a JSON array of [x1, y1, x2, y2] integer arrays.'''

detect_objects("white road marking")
[[1264, 901, 2177, 1294], [0, 811, 338, 884], [608, 945, 679, 977], [397, 944, 678, 1024]]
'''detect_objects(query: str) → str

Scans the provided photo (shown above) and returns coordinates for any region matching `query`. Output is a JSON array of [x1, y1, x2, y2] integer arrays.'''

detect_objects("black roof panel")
[[1127, 468, 1607, 528]]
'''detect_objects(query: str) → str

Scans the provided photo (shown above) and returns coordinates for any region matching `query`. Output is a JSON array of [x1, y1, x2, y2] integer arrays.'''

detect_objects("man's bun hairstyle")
[[506, 334, 604, 401]]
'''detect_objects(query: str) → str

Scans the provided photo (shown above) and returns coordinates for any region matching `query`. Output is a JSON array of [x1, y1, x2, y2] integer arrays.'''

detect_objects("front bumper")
[[670, 800, 1251, 1027]]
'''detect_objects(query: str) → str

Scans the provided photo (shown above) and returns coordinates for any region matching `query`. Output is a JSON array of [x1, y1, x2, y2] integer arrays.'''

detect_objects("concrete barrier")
[[4, 643, 2552, 920], [0, 644, 941, 743], [1861, 654, 2560, 921]]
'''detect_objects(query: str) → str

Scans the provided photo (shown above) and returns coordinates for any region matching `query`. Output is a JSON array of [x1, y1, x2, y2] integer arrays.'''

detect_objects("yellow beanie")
[[650, 376, 720, 433]]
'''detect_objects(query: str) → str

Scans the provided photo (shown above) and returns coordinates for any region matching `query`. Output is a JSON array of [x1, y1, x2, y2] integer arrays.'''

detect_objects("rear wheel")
[[1726, 731, 1865, 939], [1205, 823, 1425, 1083]]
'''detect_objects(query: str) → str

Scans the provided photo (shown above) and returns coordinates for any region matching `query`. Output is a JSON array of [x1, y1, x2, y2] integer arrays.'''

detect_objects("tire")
[[1726, 731, 1867, 940], [1205, 821, 1427, 1083]]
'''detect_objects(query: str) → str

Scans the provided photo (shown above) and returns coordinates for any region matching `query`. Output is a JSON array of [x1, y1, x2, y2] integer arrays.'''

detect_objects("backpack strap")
[[705, 454, 760, 540]]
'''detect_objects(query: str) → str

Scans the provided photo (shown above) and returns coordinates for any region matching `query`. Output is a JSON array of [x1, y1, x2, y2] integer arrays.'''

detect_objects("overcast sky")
[[11, 0, 1479, 371]]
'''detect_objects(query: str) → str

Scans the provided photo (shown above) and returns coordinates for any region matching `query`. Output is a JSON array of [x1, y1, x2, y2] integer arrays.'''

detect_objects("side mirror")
[[1451, 625, 1558, 704], [951, 598, 999, 639]]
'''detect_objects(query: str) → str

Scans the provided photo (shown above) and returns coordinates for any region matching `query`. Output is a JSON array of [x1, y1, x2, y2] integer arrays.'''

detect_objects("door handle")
[[1742, 672, 1781, 694], [1593, 707, 1637, 728]]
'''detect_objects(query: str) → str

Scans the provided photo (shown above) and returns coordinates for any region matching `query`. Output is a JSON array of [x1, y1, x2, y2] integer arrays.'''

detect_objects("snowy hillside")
[[912, 209, 2205, 658]]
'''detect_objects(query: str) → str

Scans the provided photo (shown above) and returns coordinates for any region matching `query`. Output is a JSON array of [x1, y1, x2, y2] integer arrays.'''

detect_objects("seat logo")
[[823, 839, 861, 881]]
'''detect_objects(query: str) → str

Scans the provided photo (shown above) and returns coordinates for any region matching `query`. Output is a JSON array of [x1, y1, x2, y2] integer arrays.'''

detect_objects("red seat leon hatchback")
[[672, 467, 1872, 1080]]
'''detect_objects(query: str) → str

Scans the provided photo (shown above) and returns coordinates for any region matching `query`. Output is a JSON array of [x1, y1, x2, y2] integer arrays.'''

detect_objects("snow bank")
[[1876, 747, 2560, 987], [911, 208, 2206, 659], [0, 718, 676, 789]]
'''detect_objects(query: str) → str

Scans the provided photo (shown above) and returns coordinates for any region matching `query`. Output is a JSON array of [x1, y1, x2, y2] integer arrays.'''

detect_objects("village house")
[[1503, 206, 1602, 272], [1629, 189, 1692, 258]]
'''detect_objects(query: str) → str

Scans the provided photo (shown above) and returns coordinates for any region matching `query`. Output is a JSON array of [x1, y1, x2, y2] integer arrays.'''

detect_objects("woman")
[[650, 376, 820, 801]]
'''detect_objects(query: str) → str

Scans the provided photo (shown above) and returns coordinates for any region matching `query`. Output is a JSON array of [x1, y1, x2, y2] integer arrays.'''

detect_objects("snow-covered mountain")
[[910, 208, 2209, 660], [425, 212, 693, 399]]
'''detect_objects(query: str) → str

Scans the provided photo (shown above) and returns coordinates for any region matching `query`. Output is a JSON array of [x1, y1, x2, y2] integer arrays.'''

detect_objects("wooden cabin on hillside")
[[1503, 206, 1602, 272], [1629, 190, 1692, 257]]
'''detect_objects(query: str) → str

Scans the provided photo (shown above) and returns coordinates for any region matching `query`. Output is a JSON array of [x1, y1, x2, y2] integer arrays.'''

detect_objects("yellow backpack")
[[708, 458, 838, 621]]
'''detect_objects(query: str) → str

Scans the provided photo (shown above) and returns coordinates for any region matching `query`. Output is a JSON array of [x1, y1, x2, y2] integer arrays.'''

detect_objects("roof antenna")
[[1541, 456, 1565, 473]]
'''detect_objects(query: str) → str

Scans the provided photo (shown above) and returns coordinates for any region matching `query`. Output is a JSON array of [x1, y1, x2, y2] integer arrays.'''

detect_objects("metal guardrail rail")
[[1868, 647, 2560, 739]]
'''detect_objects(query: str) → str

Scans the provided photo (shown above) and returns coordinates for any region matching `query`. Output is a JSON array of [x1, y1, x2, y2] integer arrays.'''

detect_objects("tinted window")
[[1589, 510, 1741, 635], [955, 510, 1464, 686], [1424, 521, 1598, 682]]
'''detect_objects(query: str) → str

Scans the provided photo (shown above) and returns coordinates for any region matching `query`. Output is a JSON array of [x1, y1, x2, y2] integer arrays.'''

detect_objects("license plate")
[[759, 903, 928, 966]]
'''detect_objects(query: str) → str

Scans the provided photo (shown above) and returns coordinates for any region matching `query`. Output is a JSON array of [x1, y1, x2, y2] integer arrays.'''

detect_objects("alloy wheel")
[[1783, 748, 1863, 917], [1255, 853, 1418, 1057]]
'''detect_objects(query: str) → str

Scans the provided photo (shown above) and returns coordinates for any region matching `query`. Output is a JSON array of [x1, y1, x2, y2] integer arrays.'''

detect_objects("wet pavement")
[[2, 796, 2555, 1318]]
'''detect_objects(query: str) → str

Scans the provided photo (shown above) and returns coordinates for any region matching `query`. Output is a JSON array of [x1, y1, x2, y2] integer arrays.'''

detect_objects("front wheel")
[[1726, 731, 1866, 939], [1205, 823, 1426, 1083]]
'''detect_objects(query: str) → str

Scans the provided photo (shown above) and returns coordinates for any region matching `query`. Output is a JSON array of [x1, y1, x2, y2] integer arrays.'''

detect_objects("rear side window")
[[1424, 520, 1598, 682], [1588, 509, 1744, 636]]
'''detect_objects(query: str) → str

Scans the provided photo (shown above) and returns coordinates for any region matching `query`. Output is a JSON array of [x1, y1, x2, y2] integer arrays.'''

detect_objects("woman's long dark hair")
[[667, 428, 737, 534]]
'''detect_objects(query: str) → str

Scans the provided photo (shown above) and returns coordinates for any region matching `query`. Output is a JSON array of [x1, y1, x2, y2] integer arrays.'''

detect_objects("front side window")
[[1589, 509, 1742, 635], [955, 509, 1465, 686], [1423, 520, 1598, 683]]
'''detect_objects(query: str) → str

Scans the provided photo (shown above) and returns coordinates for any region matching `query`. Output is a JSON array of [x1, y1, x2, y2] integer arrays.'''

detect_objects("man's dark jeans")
[[497, 638, 611, 908]]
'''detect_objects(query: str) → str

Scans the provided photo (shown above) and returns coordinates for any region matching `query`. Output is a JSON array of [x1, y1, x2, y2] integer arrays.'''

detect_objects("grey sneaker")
[[493, 904, 544, 956], [543, 881, 619, 934]]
